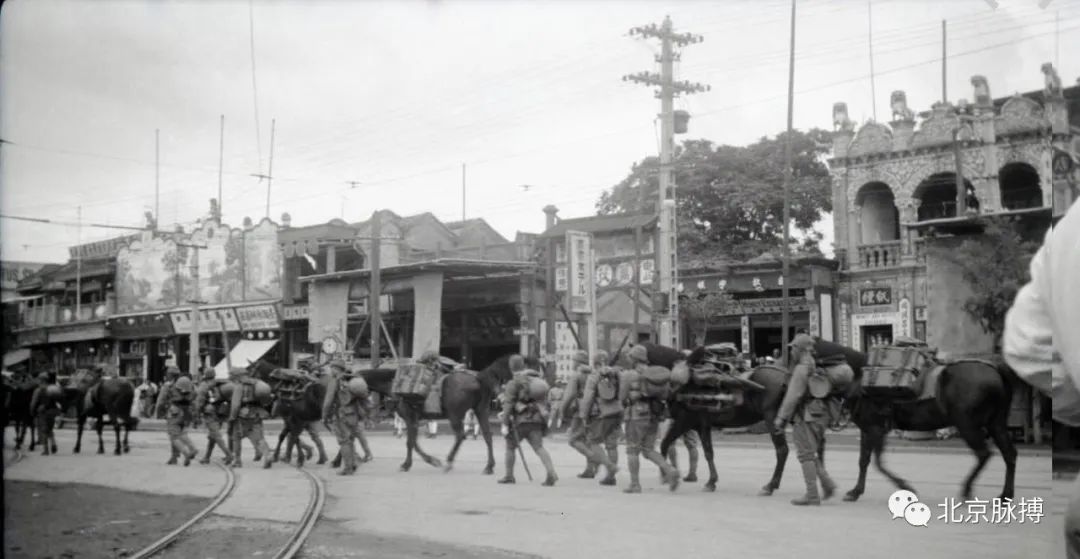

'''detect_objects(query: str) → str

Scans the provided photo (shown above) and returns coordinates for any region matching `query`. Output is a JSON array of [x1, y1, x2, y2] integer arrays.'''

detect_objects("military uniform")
[[194, 369, 234, 465], [497, 355, 557, 486], [559, 351, 598, 478], [579, 355, 623, 486], [620, 353, 680, 493], [29, 373, 61, 456], [229, 367, 272, 469], [155, 367, 185, 463], [322, 360, 373, 476], [775, 334, 838, 506], [163, 376, 199, 466]]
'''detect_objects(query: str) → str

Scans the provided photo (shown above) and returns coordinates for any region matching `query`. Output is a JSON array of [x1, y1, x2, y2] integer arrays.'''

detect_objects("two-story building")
[[828, 67, 1075, 442]]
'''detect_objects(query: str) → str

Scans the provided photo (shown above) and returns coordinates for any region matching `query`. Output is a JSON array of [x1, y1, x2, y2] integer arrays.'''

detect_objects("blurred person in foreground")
[[1001, 200, 1079, 557]]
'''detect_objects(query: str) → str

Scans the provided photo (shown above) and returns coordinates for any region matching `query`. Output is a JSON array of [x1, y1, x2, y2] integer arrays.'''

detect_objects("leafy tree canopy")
[[596, 129, 834, 262], [925, 216, 1041, 343], [680, 291, 736, 347]]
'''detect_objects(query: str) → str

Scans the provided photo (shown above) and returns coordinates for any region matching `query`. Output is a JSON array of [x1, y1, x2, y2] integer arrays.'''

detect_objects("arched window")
[[854, 182, 899, 243], [998, 162, 1042, 211], [913, 172, 976, 221]]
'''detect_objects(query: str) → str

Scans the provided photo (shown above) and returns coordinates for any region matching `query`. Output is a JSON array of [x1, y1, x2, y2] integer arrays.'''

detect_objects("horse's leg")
[[412, 417, 442, 468], [74, 413, 84, 454], [955, 420, 993, 502], [987, 413, 1017, 501], [400, 406, 416, 472], [475, 404, 495, 475], [844, 429, 874, 502], [760, 408, 790, 497], [871, 427, 915, 495], [95, 415, 106, 454], [113, 415, 122, 455], [444, 411, 467, 473], [274, 425, 287, 462], [123, 417, 131, 453], [697, 424, 718, 492]]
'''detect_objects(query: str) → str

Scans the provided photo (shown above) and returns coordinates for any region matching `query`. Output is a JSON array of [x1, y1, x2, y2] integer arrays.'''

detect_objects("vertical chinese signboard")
[[566, 231, 593, 315]]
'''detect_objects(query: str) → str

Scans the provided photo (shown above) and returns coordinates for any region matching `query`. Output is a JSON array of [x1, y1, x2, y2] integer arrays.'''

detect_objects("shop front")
[[218, 301, 283, 375], [46, 322, 112, 376], [282, 303, 314, 369], [106, 313, 175, 383]]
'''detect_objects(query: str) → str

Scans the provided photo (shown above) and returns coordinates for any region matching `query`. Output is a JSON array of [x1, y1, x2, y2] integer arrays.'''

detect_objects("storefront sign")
[[730, 297, 812, 314], [555, 267, 568, 292], [595, 264, 614, 288], [107, 313, 176, 339], [48, 323, 108, 344], [678, 271, 808, 294], [171, 308, 241, 335], [639, 260, 654, 285], [839, 302, 850, 346], [740, 316, 750, 353], [615, 262, 635, 286], [850, 311, 899, 353], [915, 307, 927, 321], [809, 306, 820, 338], [566, 231, 593, 315], [898, 298, 912, 337], [283, 304, 310, 321], [235, 304, 281, 331], [70, 234, 139, 261], [16, 328, 47, 347], [859, 288, 892, 307]]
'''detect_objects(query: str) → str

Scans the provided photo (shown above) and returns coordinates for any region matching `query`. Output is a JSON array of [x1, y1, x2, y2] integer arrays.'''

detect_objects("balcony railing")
[[856, 240, 902, 269], [19, 300, 114, 328]]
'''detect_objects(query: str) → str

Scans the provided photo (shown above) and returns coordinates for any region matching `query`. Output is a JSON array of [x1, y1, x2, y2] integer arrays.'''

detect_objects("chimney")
[[543, 205, 559, 231]]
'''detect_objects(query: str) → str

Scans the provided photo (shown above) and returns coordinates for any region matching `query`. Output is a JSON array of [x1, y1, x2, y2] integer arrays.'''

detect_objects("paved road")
[[5, 428, 1052, 559]]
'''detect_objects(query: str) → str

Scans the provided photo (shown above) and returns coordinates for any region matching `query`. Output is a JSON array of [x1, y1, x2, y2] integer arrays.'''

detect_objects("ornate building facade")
[[829, 65, 1076, 359]]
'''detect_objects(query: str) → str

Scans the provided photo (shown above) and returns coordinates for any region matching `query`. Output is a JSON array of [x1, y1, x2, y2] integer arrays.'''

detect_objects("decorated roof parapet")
[[830, 64, 1071, 162]]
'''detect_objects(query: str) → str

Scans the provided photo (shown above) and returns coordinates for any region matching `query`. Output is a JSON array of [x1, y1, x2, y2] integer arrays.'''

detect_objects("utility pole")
[[369, 211, 382, 368], [178, 241, 208, 375], [76, 206, 82, 321], [624, 15, 709, 349], [217, 115, 225, 219], [462, 163, 467, 221], [252, 118, 276, 219], [941, 20, 947, 104], [155, 129, 160, 229], [781, 0, 797, 366]]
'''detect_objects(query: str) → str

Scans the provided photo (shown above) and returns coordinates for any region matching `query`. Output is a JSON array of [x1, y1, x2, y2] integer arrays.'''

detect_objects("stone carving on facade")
[[996, 95, 1048, 136], [847, 122, 894, 157], [890, 91, 915, 122], [911, 107, 974, 149], [971, 75, 992, 108], [833, 102, 855, 132], [844, 148, 988, 207], [1042, 62, 1063, 98]]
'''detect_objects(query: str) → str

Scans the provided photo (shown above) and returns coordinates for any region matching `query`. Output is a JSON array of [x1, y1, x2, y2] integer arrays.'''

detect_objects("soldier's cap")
[[165, 366, 182, 376], [508, 355, 526, 371], [571, 350, 589, 364], [787, 333, 815, 351], [202, 368, 216, 380], [594, 350, 609, 363], [329, 359, 347, 371], [627, 345, 647, 363]]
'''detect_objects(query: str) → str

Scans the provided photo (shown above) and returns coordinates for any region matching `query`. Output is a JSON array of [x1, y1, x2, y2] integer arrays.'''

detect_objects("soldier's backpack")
[[596, 367, 620, 402], [640, 366, 673, 400]]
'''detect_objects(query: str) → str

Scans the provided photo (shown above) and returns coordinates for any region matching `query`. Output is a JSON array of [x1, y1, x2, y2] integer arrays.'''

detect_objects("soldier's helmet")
[[202, 368, 216, 381], [627, 345, 648, 364], [418, 350, 440, 365], [174, 376, 195, 395], [165, 366, 182, 378], [594, 350, 609, 365], [571, 350, 589, 365], [508, 354, 526, 372]]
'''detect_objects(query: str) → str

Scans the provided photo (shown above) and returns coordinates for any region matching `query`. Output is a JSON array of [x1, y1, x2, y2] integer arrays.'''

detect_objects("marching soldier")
[[194, 367, 234, 465], [774, 333, 838, 506], [322, 360, 374, 476], [594, 351, 620, 473], [163, 375, 199, 466], [497, 355, 558, 486], [29, 372, 61, 456], [155, 366, 184, 463], [560, 350, 596, 478], [621, 347, 680, 493], [579, 352, 622, 486], [229, 366, 272, 469]]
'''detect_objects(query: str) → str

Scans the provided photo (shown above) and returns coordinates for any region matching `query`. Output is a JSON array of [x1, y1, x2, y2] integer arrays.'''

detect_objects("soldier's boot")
[[497, 447, 516, 484], [200, 441, 215, 465], [684, 444, 699, 483], [665, 448, 678, 482], [259, 441, 273, 469], [577, 460, 597, 479], [536, 447, 558, 487], [623, 453, 642, 494], [818, 462, 837, 501], [606, 445, 619, 469], [791, 461, 822, 506]]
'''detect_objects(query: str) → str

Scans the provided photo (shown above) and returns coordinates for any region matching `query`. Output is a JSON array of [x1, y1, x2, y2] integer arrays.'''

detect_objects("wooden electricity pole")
[[625, 15, 709, 349], [781, 0, 797, 365]]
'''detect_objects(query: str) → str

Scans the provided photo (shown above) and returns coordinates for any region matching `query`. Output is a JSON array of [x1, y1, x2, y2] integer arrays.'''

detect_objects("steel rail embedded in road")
[[273, 465, 326, 559], [127, 459, 237, 559]]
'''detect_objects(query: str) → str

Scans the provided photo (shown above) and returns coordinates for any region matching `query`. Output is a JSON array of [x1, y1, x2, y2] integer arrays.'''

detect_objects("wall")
[[924, 247, 995, 357]]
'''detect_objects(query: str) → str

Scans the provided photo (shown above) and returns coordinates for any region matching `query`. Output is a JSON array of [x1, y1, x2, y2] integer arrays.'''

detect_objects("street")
[[4, 427, 1052, 559]]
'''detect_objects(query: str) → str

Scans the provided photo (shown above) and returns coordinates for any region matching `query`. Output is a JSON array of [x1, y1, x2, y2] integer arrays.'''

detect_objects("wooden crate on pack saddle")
[[392, 363, 437, 398], [862, 346, 932, 399]]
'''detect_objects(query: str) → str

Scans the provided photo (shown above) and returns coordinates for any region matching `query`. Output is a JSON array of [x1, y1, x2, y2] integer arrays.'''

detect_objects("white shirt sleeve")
[[1002, 237, 1055, 397]]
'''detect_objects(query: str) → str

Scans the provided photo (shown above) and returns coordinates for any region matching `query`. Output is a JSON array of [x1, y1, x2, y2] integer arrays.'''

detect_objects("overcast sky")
[[1, 0, 1077, 263]]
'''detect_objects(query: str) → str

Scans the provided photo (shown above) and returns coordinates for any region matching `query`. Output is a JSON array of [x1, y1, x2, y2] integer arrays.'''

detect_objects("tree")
[[925, 217, 1041, 345], [596, 130, 833, 262], [680, 290, 736, 348]]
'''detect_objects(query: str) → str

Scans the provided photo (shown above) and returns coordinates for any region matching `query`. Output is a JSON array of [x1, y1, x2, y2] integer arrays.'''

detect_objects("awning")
[[214, 340, 278, 376], [3, 349, 31, 368], [1, 294, 43, 304]]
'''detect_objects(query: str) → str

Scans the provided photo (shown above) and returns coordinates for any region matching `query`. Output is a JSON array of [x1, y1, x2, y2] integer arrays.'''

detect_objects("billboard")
[[565, 231, 593, 315]]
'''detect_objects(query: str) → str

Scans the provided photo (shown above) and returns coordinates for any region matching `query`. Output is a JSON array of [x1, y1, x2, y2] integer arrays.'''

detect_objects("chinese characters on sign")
[[565, 231, 593, 314], [235, 304, 281, 331], [555, 267, 568, 292], [615, 262, 634, 285], [595, 264, 613, 288], [898, 298, 912, 337], [170, 308, 241, 334], [859, 287, 892, 306]]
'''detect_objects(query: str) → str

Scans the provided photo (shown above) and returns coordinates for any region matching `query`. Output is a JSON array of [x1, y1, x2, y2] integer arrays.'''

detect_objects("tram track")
[[128, 462, 325, 559]]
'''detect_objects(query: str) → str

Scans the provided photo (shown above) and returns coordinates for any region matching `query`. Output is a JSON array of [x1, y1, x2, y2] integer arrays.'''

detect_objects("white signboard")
[[615, 262, 634, 285], [566, 231, 593, 314], [171, 308, 241, 334], [235, 303, 281, 331], [555, 266, 568, 292], [554, 321, 579, 381], [839, 302, 850, 346], [639, 259, 655, 285], [740, 315, 750, 353], [898, 298, 912, 337]]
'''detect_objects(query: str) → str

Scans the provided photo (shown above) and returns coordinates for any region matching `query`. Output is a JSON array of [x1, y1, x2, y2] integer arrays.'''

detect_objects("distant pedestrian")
[[29, 372, 61, 456]]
